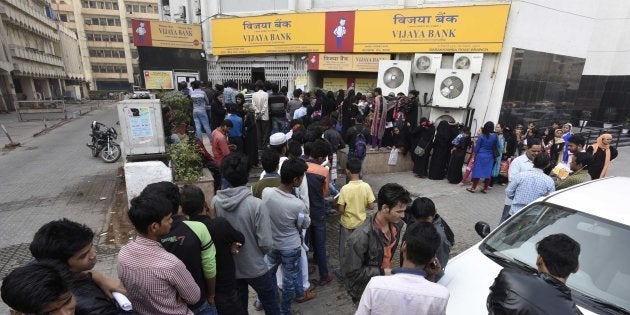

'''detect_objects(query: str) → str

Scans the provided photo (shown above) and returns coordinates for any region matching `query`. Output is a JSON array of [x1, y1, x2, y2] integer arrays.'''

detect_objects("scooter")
[[86, 121, 121, 163]]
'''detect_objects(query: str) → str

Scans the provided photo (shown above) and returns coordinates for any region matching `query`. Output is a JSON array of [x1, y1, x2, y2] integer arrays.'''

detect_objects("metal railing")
[[15, 100, 66, 122]]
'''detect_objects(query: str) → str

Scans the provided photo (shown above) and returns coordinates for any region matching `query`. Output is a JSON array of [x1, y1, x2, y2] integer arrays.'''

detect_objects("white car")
[[439, 177, 630, 315]]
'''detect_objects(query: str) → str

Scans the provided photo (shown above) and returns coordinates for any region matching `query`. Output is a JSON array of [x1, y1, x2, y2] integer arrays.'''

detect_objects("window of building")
[[131, 50, 138, 59], [81, 0, 89, 8], [105, 2, 112, 9], [59, 14, 68, 22], [113, 2, 118, 10], [89, 1, 97, 8]]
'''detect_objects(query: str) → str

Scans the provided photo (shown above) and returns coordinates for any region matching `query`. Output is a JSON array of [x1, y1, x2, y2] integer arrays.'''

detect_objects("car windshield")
[[480, 202, 630, 313]]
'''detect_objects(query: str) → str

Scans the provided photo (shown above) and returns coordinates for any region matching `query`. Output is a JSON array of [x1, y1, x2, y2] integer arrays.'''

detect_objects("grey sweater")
[[213, 186, 272, 279], [262, 187, 310, 250]]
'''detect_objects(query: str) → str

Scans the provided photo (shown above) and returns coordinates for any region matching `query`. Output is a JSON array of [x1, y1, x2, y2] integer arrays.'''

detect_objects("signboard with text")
[[132, 20, 202, 50], [307, 53, 390, 72], [211, 5, 509, 55], [353, 5, 509, 53], [143, 70, 174, 90]]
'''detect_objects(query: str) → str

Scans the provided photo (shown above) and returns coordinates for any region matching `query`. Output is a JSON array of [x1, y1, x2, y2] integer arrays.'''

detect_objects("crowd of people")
[[1, 80, 618, 315]]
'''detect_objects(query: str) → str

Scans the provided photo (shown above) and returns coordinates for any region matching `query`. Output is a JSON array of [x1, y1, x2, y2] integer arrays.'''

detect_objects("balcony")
[[83, 24, 122, 33], [86, 41, 125, 49], [81, 8, 121, 16], [14, 63, 66, 79], [90, 57, 127, 64], [92, 72, 129, 80], [9, 45, 64, 67], [0, 1, 59, 41]]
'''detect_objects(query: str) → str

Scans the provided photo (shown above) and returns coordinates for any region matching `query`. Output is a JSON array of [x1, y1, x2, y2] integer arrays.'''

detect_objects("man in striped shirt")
[[118, 193, 200, 315]]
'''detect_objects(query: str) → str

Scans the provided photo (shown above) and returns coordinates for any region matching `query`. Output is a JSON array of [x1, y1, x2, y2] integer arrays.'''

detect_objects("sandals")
[[295, 290, 317, 303], [466, 188, 476, 193], [318, 274, 334, 286], [480, 189, 488, 194]]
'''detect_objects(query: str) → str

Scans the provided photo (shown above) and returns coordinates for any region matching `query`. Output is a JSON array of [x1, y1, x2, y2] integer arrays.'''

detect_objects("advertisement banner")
[[143, 70, 174, 90], [132, 20, 202, 50], [212, 13, 326, 55], [308, 53, 390, 72], [353, 5, 509, 53]]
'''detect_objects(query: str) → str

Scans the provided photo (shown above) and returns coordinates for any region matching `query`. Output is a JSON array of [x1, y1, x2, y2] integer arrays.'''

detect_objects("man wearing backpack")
[[345, 116, 371, 181]]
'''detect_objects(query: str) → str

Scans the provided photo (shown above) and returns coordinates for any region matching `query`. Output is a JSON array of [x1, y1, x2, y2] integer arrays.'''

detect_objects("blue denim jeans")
[[271, 116, 286, 134], [193, 110, 212, 141], [268, 247, 303, 315], [309, 218, 329, 281], [192, 300, 217, 315], [236, 270, 280, 315]]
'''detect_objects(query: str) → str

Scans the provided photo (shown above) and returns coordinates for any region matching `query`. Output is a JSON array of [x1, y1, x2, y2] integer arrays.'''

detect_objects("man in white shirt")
[[500, 138, 542, 223], [355, 222, 449, 315], [252, 81, 270, 148]]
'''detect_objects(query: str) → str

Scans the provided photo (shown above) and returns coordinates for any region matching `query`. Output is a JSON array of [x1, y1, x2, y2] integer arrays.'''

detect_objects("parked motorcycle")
[[86, 121, 121, 163]]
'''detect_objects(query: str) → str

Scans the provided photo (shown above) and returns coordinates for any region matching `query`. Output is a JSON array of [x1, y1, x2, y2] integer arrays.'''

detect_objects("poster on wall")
[[143, 71, 174, 90], [211, 5, 509, 55], [354, 78, 377, 94], [127, 107, 153, 138], [323, 78, 349, 91]]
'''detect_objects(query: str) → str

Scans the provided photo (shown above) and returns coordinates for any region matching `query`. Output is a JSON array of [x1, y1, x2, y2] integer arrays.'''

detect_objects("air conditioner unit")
[[432, 69, 472, 108], [452, 53, 483, 74], [377, 60, 412, 96], [428, 107, 468, 125], [412, 53, 442, 74]]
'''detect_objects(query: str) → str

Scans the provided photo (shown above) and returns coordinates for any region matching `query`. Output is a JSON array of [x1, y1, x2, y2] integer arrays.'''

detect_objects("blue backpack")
[[354, 132, 367, 159]]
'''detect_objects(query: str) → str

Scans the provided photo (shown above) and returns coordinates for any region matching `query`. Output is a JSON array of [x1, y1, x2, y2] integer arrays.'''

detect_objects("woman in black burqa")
[[447, 127, 471, 184], [428, 120, 454, 180], [411, 118, 435, 178], [341, 89, 356, 136]]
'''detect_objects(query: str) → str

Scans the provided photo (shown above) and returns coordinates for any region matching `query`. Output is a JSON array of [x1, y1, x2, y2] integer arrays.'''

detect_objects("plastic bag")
[[388, 148, 398, 165]]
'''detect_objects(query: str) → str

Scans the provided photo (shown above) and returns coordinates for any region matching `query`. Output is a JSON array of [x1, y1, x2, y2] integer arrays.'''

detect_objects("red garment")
[[211, 128, 230, 167]]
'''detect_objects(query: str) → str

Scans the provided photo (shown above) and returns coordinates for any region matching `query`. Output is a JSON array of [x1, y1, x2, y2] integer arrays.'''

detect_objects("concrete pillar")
[[0, 72, 16, 111], [20, 77, 36, 100], [41, 78, 52, 99]]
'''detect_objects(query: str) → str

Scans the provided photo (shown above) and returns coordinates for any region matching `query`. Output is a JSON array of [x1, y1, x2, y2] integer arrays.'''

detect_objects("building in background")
[[0, 0, 87, 111], [191, 0, 630, 130], [54, 0, 159, 91]]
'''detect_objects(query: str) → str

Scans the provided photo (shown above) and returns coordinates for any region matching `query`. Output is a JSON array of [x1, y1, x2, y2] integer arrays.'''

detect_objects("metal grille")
[[208, 59, 307, 89]]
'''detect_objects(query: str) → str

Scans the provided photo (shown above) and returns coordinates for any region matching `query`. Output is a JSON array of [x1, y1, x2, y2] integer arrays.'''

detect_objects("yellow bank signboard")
[[132, 20, 202, 50], [212, 13, 326, 55], [353, 5, 510, 53], [211, 5, 509, 55]]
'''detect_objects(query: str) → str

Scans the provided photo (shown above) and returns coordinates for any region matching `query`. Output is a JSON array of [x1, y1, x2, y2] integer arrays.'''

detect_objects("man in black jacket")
[[487, 233, 582, 314]]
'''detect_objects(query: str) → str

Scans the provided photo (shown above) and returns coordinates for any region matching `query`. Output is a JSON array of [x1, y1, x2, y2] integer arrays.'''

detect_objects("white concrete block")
[[124, 161, 173, 207]]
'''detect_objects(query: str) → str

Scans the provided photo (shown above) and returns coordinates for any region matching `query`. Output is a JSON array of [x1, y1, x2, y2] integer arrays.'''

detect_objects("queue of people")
[[1, 78, 615, 315]]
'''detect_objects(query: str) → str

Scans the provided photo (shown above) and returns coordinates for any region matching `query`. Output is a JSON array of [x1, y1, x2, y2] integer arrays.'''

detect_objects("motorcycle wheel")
[[100, 143, 121, 163]]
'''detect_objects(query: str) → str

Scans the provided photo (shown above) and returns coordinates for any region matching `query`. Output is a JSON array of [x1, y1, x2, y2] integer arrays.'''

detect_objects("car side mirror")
[[475, 221, 491, 238]]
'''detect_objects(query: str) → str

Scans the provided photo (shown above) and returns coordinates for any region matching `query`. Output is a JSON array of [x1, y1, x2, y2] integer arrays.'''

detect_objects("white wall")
[[583, 0, 630, 75]]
